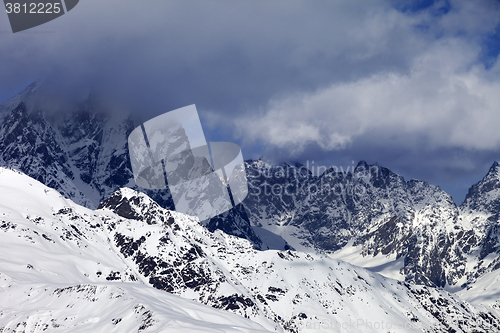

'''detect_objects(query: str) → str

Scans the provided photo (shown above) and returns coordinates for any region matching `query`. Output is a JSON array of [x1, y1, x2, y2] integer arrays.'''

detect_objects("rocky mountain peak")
[[0, 81, 39, 115], [98, 188, 175, 226], [354, 160, 369, 170], [461, 161, 500, 214], [478, 161, 500, 186]]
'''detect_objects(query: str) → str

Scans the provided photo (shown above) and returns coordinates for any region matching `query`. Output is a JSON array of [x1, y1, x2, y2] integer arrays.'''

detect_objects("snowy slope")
[[0, 281, 272, 333], [1, 168, 498, 332], [0, 167, 271, 333], [456, 269, 500, 318]]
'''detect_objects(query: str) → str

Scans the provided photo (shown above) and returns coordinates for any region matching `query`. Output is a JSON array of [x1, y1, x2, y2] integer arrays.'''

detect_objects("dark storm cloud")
[[1, 0, 499, 202], [0, 0, 423, 115]]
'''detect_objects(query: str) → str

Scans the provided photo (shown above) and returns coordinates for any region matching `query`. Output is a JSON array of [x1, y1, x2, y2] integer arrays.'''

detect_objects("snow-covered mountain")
[[458, 162, 500, 280], [0, 167, 271, 333], [0, 83, 146, 209], [1, 167, 499, 332], [2, 82, 500, 318], [0, 82, 264, 250], [242, 159, 500, 292]]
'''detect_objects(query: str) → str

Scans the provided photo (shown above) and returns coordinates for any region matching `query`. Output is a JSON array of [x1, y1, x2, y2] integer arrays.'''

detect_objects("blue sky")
[[0, 0, 499, 204]]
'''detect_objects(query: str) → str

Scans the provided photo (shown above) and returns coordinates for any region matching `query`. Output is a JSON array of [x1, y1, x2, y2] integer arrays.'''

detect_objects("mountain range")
[[1, 82, 500, 331], [1, 167, 499, 332], [242, 159, 500, 294]]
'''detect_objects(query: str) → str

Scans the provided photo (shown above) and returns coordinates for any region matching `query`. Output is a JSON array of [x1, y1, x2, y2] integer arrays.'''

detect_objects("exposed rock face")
[[242, 159, 500, 289], [458, 162, 500, 284]]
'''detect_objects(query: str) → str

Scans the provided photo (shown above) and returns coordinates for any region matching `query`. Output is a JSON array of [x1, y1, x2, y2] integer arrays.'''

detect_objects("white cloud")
[[233, 5, 500, 156]]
